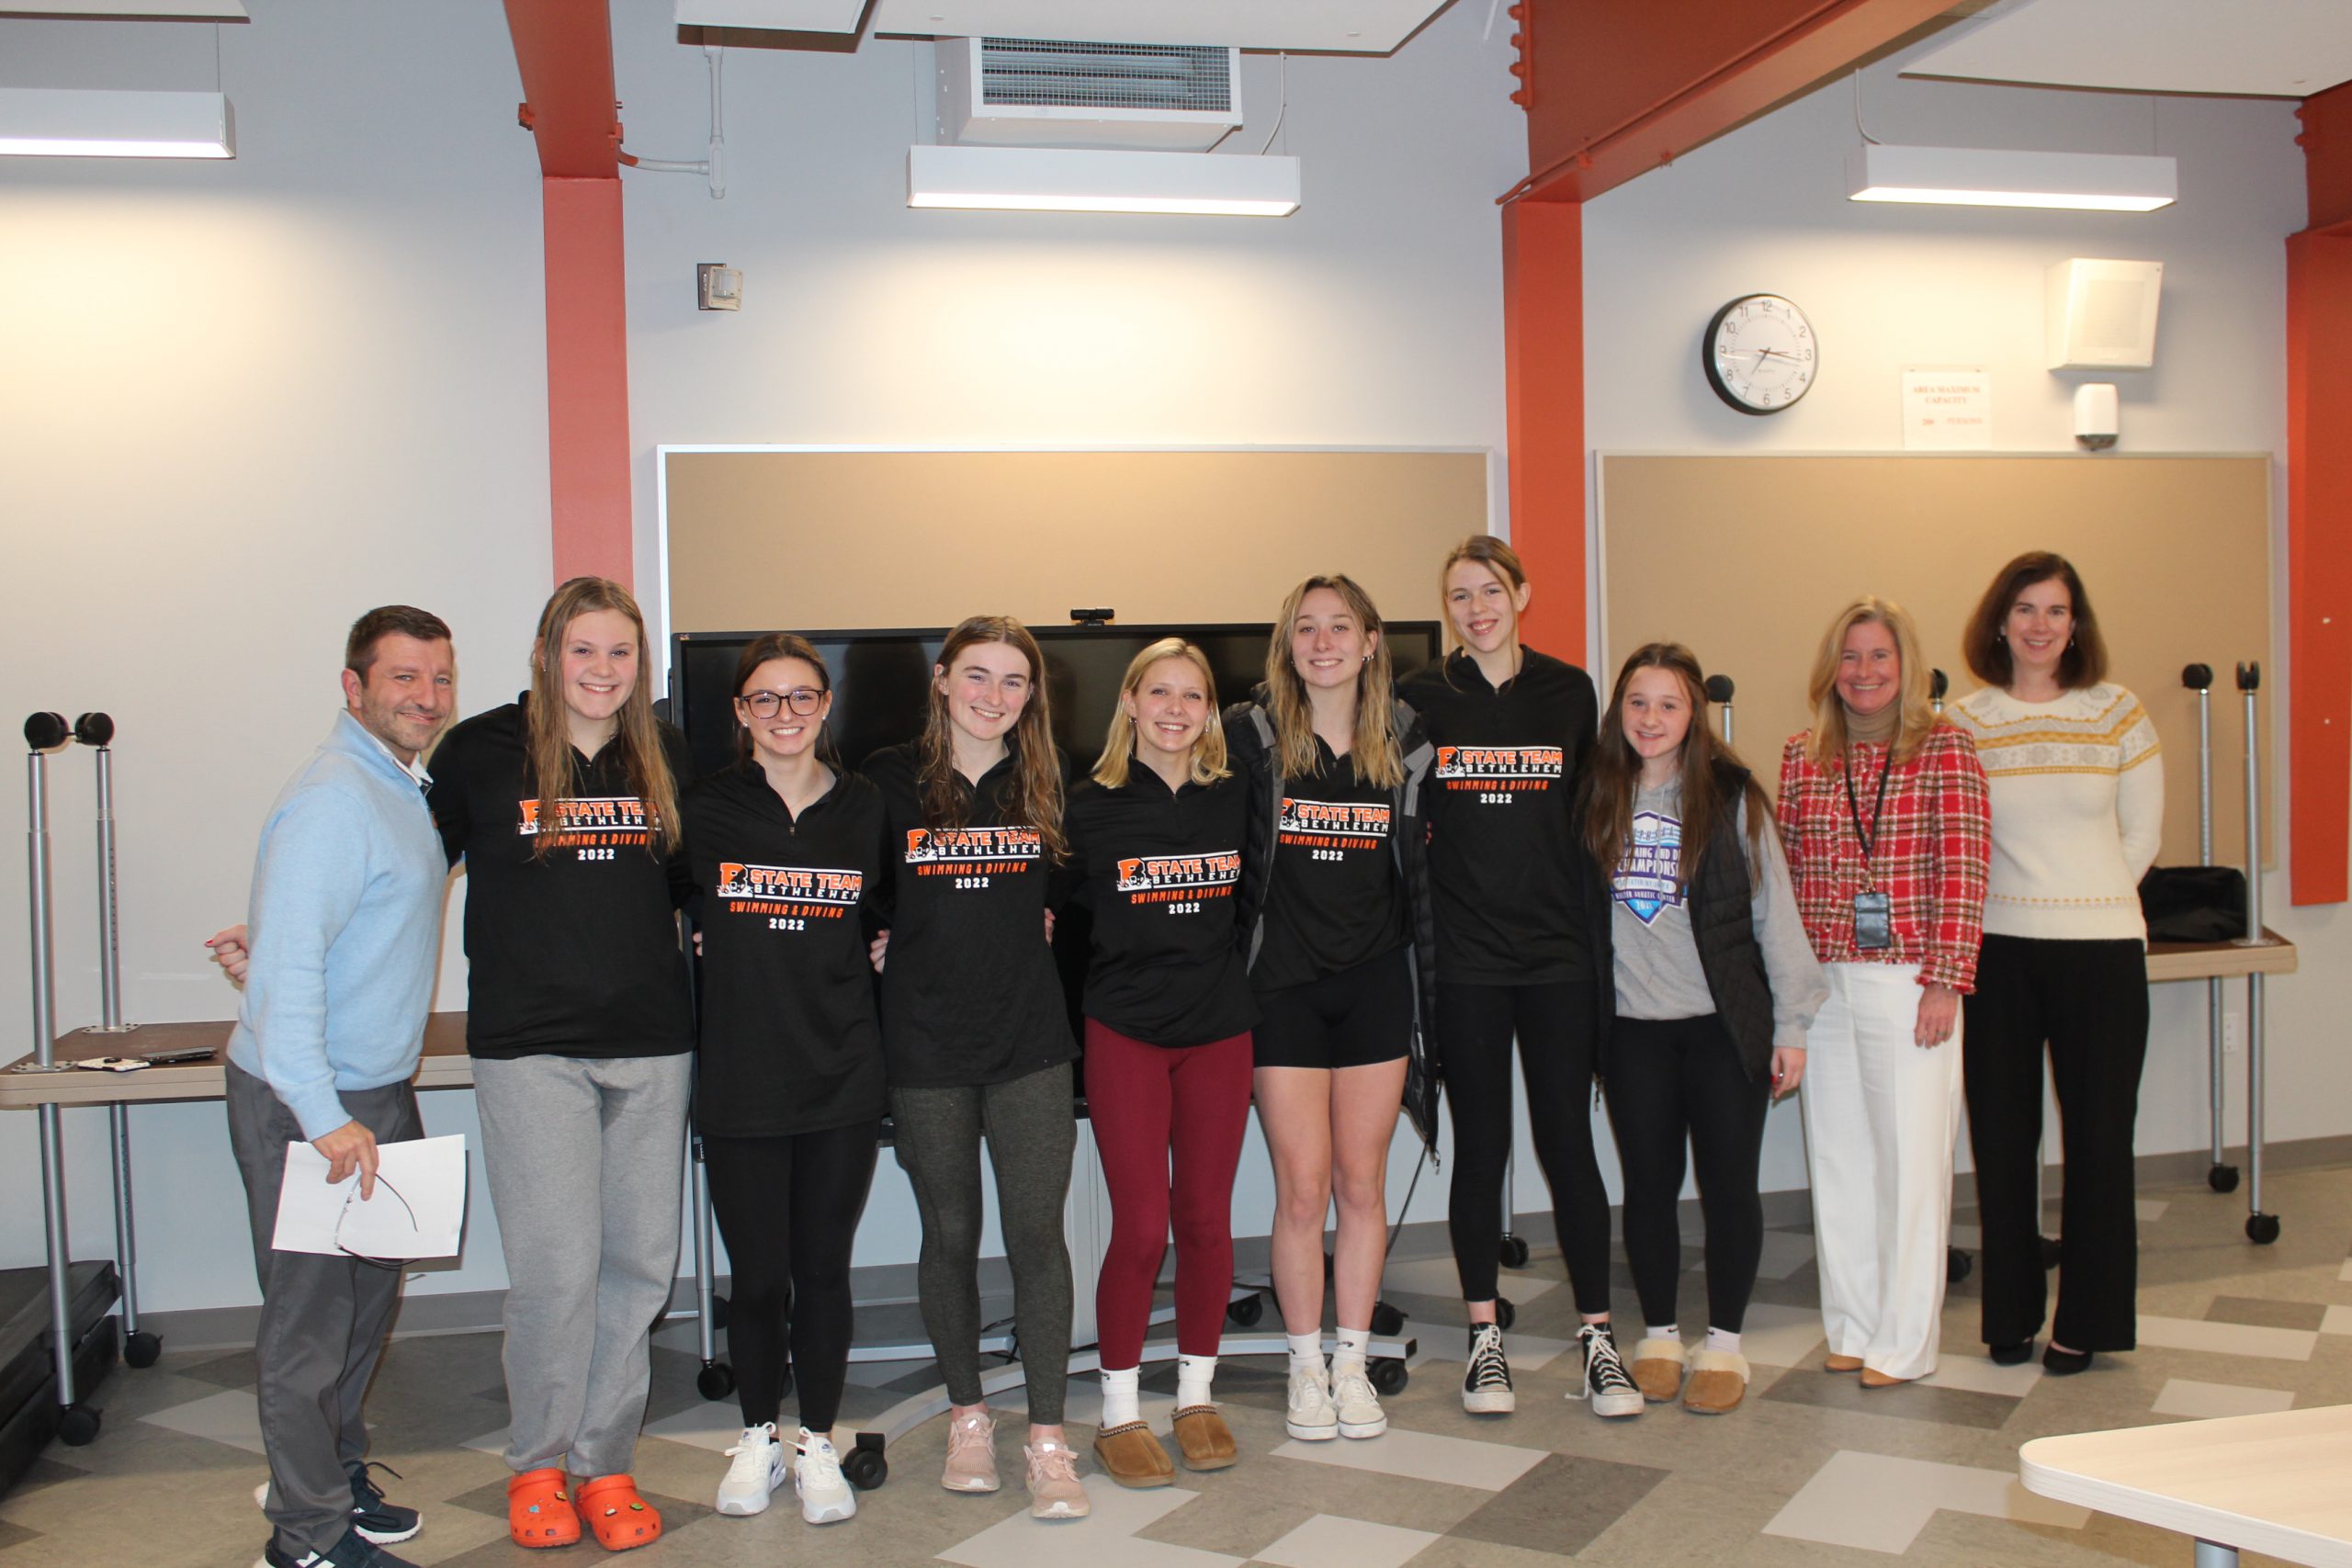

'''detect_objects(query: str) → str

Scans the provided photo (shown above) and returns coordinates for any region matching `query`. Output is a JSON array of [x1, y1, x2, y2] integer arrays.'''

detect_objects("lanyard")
[[1839, 744, 1895, 889]]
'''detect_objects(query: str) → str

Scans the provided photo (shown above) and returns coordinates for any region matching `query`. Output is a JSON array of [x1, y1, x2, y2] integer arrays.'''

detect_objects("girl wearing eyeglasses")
[[865, 615, 1088, 1520], [683, 635, 886, 1525]]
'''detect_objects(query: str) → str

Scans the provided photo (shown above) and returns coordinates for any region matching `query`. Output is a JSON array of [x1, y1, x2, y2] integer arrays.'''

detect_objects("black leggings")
[[1442, 980, 1611, 1314], [701, 1122, 881, 1433], [1602, 1014, 1770, 1332]]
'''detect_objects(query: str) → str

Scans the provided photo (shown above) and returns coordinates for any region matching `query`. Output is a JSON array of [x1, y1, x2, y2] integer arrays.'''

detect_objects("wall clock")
[[1702, 294, 1818, 415]]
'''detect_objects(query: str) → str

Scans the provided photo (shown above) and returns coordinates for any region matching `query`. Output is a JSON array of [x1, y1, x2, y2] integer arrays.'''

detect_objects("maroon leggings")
[[1085, 1020, 1254, 1367]]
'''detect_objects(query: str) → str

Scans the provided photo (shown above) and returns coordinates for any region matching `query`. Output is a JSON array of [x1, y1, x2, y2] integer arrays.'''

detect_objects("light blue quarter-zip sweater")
[[227, 711, 447, 1141]]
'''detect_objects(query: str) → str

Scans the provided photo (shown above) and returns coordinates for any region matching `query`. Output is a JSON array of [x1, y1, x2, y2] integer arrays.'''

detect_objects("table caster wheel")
[[1945, 1247, 1973, 1285], [1368, 1358, 1408, 1395], [1369, 1302, 1406, 1337], [696, 1361, 735, 1401], [844, 1434, 888, 1490], [123, 1330, 162, 1369], [1493, 1297, 1516, 1331], [1498, 1235, 1530, 1269], [2209, 1164, 2240, 1193], [1226, 1292, 1264, 1328], [2246, 1213, 2280, 1245], [2039, 1235, 2063, 1269], [57, 1405, 99, 1447]]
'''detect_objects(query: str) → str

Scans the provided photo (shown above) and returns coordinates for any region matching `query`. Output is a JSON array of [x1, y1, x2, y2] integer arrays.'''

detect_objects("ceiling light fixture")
[[907, 144, 1299, 217], [0, 88, 235, 159], [1847, 143, 2174, 212]]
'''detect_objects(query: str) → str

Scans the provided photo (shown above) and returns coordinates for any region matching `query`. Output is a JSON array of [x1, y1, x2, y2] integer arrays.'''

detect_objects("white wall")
[[0, 3, 2336, 1314], [1582, 57, 2331, 1196]]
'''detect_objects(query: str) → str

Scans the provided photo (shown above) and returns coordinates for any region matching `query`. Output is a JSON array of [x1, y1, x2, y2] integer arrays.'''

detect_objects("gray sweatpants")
[[889, 1062, 1077, 1423], [228, 1062, 424, 1560], [471, 1052, 692, 1478]]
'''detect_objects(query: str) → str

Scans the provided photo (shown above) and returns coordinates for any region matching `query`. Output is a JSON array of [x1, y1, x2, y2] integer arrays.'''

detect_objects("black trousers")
[[1441, 980, 1611, 1314], [701, 1121, 882, 1433], [1602, 1014, 1770, 1333], [1962, 933, 2148, 1351]]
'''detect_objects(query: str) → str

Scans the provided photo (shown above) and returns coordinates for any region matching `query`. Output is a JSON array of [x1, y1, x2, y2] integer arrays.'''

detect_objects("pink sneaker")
[[942, 1409, 1000, 1494], [1023, 1438, 1090, 1519]]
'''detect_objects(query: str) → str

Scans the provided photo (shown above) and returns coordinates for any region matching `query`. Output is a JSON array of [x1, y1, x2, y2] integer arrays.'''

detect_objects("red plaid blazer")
[[1777, 723, 1991, 992]]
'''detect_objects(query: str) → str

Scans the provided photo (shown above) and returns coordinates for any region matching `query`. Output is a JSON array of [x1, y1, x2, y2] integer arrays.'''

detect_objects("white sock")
[[1176, 1354, 1216, 1409], [1332, 1325, 1372, 1367], [1645, 1324, 1679, 1343], [1287, 1331, 1326, 1376], [1099, 1366, 1141, 1427], [1706, 1327, 1742, 1354]]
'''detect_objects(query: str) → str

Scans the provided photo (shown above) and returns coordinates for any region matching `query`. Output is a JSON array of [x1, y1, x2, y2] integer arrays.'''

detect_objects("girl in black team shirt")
[[865, 615, 1089, 1521], [1061, 638, 1257, 1490], [684, 635, 884, 1527], [1227, 575, 1438, 1447], [1397, 536, 1642, 1423], [427, 577, 693, 1552]]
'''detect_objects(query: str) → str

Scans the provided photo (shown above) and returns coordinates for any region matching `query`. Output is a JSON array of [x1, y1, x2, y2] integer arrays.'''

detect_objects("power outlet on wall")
[[2222, 1011, 2244, 1054]]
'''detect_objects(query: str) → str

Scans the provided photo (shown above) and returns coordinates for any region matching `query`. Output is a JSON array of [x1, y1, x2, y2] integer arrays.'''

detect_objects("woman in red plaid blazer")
[[1778, 596, 1990, 1387]]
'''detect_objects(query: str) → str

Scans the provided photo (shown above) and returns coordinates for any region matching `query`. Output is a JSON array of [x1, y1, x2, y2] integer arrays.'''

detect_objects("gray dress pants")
[[228, 1062, 424, 1559]]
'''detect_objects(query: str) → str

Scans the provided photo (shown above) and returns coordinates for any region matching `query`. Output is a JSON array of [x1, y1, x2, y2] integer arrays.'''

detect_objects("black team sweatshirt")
[[429, 697, 695, 1060], [1397, 649, 1600, 986], [684, 761, 888, 1139], [866, 742, 1077, 1089], [1060, 762, 1257, 1048]]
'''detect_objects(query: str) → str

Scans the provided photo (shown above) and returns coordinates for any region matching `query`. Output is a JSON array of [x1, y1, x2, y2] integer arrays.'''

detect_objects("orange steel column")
[[542, 176, 634, 587], [1502, 198, 1587, 661]]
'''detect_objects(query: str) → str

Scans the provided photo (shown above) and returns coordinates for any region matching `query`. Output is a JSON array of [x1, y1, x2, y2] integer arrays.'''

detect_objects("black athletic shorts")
[[1251, 947, 1412, 1070]]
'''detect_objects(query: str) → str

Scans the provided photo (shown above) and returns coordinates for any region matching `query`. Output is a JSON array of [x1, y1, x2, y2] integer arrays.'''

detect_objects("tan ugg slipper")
[[1680, 1348, 1750, 1415], [1170, 1405, 1238, 1472], [1630, 1337, 1688, 1403], [1091, 1420, 1174, 1488]]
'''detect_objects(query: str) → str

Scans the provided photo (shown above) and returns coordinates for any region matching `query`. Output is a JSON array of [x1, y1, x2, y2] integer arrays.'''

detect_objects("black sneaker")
[[1576, 1323, 1645, 1418], [345, 1461, 421, 1545], [257, 1523, 420, 1568], [254, 1463, 420, 1548], [1462, 1322, 1515, 1414]]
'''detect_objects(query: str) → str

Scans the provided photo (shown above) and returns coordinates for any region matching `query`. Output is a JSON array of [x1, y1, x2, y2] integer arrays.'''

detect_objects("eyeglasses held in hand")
[[739, 689, 824, 718]]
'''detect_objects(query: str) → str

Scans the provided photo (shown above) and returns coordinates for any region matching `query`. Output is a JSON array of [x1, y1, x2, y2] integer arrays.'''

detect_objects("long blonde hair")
[[526, 577, 681, 859], [1804, 596, 1938, 766], [918, 615, 1068, 862], [1262, 575, 1403, 789], [1093, 637, 1231, 789]]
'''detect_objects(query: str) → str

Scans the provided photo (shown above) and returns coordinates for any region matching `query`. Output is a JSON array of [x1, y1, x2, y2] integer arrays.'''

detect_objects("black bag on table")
[[2138, 865, 2247, 943]]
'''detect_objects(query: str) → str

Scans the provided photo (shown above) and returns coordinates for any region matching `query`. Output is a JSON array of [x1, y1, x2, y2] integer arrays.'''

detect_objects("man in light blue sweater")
[[225, 605, 455, 1568]]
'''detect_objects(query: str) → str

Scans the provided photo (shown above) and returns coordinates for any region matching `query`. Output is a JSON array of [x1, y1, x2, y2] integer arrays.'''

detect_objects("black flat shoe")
[[1989, 1341, 2034, 1366], [2041, 1345, 2094, 1375]]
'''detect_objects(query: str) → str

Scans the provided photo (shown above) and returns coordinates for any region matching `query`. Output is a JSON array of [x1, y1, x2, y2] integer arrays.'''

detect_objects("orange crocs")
[[507, 1467, 581, 1549], [572, 1473, 662, 1551]]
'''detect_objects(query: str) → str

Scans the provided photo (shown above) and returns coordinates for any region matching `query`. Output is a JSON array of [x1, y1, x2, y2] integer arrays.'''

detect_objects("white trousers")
[[1799, 962, 1962, 1381]]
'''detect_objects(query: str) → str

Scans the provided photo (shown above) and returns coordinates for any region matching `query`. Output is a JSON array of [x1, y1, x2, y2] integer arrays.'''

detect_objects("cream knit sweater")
[[1946, 682, 2164, 941]]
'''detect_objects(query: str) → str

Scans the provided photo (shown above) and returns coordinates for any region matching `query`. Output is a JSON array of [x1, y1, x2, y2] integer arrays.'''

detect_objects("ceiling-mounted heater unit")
[[937, 37, 1243, 152]]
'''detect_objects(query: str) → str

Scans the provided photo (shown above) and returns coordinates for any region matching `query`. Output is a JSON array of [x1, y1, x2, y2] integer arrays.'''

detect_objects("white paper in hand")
[[272, 1134, 468, 1259]]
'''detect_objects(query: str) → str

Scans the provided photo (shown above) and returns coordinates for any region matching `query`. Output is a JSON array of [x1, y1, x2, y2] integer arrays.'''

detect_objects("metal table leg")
[[2233, 664, 2278, 1244]]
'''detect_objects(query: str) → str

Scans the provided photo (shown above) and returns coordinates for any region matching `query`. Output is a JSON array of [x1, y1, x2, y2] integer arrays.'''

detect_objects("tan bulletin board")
[[661, 446, 1490, 637], [1599, 454, 2274, 868]]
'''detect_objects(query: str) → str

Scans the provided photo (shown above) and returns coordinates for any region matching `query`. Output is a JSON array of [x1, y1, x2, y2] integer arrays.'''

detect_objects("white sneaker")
[[1284, 1362, 1339, 1440], [715, 1422, 787, 1517], [1329, 1357, 1387, 1439], [793, 1427, 857, 1524]]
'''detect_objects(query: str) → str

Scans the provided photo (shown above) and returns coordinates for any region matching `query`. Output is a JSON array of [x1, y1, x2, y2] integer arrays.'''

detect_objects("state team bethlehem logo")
[[1435, 745, 1564, 792], [1277, 797, 1391, 848], [717, 863, 863, 907], [1115, 851, 1242, 903], [516, 796, 653, 847], [903, 826, 1044, 876]]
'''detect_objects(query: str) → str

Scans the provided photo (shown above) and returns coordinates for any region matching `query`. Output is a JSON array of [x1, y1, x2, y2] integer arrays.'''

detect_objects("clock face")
[[1702, 295, 1817, 415]]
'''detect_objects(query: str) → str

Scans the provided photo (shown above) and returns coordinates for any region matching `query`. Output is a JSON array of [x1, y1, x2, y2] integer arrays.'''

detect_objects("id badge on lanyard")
[[1842, 749, 1895, 952]]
